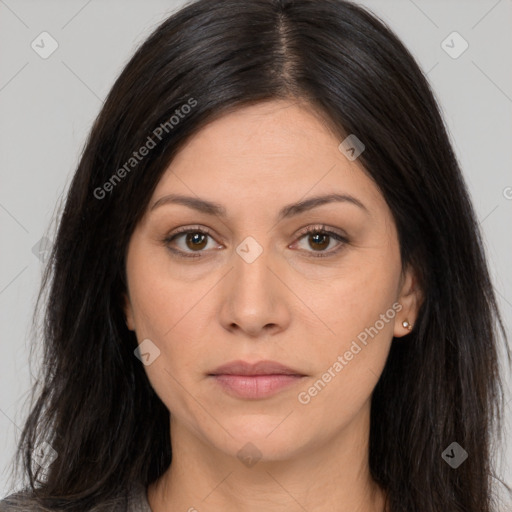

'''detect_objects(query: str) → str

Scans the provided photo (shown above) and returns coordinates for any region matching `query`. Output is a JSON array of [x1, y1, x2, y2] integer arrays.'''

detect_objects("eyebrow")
[[150, 192, 369, 220]]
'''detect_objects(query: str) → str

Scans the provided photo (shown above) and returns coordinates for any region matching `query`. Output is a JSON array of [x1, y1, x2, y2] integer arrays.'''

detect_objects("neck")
[[147, 401, 387, 512]]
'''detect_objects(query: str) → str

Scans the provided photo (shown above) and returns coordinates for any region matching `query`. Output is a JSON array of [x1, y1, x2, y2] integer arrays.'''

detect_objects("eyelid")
[[294, 224, 347, 240], [166, 224, 216, 238]]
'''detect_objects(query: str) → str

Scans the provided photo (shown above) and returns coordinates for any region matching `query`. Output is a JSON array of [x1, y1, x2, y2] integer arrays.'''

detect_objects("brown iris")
[[308, 233, 330, 251], [185, 232, 208, 251]]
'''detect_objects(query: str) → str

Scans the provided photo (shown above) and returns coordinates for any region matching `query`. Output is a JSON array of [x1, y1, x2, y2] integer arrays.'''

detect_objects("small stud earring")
[[402, 320, 413, 331]]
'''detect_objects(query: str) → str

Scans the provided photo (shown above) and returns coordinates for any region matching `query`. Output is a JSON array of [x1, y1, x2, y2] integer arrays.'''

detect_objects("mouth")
[[208, 360, 306, 400]]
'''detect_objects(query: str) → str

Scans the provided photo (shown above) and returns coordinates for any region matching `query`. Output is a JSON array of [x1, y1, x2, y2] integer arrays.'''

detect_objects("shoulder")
[[0, 484, 150, 512], [0, 490, 45, 511]]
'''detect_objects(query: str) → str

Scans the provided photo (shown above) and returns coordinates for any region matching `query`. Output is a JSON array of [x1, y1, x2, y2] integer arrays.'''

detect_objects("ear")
[[123, 293, 136, 331], [394, 265, 422, 338]]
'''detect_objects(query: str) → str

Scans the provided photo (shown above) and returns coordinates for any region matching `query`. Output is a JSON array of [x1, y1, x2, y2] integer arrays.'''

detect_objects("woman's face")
[[124, 99, 420, 461]]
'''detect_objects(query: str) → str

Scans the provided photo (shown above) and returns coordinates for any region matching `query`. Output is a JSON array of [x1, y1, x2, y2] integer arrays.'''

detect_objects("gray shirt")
[[0, 483, 152, 511]]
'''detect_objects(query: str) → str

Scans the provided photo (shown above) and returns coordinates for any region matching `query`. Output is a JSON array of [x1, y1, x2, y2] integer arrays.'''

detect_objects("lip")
[[210, 360, 304, 376], [208, 360, 306, 400]]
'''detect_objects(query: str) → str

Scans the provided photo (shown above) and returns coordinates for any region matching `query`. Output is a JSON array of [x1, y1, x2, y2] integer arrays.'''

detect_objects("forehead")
[[187, 99, 341, 156], [150, 99, 387, 221]]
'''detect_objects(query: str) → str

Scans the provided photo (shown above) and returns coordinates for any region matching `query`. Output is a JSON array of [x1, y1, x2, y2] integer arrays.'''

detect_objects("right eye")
[[163, 226, 223, 258]]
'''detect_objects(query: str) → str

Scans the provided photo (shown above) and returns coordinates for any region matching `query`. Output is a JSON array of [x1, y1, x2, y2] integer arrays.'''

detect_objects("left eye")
[[292, 227, 347, 257]]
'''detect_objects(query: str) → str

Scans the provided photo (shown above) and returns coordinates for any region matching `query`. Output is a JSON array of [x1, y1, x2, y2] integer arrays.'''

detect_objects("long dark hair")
[[4, 0, 510, 510]]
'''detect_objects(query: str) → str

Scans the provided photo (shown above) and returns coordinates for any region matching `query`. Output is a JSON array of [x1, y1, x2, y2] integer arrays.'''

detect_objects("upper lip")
[[209, 360, 305, 376]]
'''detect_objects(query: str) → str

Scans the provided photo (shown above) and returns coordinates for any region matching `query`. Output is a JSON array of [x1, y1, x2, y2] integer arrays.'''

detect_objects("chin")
[[211, 414, 311, 462]]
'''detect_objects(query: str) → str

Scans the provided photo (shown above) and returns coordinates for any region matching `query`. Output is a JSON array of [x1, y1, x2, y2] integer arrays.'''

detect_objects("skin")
[[124, 98, 421, 512]]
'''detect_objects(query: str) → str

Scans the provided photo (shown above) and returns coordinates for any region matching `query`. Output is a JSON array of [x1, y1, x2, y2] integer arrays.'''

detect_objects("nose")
[[218, 244, 292, 339]]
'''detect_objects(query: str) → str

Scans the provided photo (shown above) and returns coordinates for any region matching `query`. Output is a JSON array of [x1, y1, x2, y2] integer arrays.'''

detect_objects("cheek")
[[125, 240, 213, 385], [129, 272, 212, 370], [298, 250, 401, 352], [292, 249, 401, 411], [126, 238, 213, 338], [127, 263, 211, 420]]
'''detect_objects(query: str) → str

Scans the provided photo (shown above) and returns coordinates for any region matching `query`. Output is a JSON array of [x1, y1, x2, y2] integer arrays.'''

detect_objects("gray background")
[[1, 0, 511, 500]]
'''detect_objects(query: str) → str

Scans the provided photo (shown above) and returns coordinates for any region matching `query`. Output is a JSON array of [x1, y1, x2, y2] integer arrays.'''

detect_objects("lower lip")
[[211, 374, 304, 399]]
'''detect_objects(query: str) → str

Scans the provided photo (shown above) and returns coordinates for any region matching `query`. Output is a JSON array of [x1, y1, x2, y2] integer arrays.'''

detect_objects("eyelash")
[[163, 224, 348, 259]]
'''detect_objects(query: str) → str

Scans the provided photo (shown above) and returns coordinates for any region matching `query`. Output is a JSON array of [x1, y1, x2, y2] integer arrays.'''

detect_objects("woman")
[[1, 0, 510, 511]]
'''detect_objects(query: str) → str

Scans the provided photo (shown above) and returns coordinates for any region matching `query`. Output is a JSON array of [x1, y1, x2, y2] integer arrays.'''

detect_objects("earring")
[[402, 320, 413, 331]]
